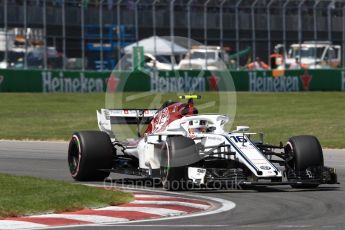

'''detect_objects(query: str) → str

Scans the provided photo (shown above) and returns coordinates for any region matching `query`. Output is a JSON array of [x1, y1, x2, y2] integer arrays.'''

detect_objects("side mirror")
[[236, 126, 250, 132]]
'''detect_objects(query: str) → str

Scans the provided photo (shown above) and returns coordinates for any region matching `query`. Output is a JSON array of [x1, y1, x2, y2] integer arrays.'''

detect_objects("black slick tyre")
[[286, 135, 324, 188], [68, 131, 113, 181]]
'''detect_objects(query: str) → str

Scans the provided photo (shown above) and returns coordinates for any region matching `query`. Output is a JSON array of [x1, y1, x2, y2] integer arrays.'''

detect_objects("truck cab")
[[178, 46, 229, 70]]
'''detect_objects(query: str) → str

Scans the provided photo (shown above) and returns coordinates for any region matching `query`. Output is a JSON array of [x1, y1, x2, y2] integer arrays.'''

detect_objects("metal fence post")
[[187, 0, 194, 69], [327, 1, 334, 43], [219, 0, 226, 52], [152, 0, 159, 72], [62, 0, 66, 70], [134, 0, 141, 71], [282, 0, 290, 69], [313, 0, 321, 66], [251, 0, 259, 63], [43, 0, 47, 70], [135, 0, 140, 47], [235, 0, 243, 70], [152, 0, 159, 60], [116, 0, 122, 70], [343, 5, 345, 67], [99, 0, 104, 71], [81, 1, 85, 71], [4, 0, 8, 68], [204, 0, 211, 69], [24, 0, 27, 69], [170, 0, 175, 71], [313, 0, 321, 41], [297, 0, 306, 60], [266, 0, 275, 68]]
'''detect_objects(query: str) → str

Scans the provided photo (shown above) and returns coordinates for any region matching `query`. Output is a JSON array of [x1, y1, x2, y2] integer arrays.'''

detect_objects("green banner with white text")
[[0, 69, 344, 92]]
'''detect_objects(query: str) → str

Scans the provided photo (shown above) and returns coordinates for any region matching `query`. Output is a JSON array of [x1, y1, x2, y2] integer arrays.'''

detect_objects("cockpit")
[[188, 119, 208, 134]]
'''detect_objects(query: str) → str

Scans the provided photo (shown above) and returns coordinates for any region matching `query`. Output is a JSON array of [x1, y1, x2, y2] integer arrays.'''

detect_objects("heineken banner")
[[0, 69, 344, 92]]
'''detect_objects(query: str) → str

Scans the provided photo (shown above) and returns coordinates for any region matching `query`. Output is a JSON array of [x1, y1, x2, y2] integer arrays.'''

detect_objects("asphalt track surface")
[[0, 140, 344, 230]]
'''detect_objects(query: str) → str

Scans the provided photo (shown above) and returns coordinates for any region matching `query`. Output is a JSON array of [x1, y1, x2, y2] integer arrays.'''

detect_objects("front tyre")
[[285, 135, 324, 188], [68, 131, 113, 181]]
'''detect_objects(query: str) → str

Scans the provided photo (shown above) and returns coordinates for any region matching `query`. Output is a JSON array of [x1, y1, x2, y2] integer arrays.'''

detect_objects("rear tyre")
[[68, 131, 113, 181], [160, 136, 201, 191], [285, 135, 324, 188]]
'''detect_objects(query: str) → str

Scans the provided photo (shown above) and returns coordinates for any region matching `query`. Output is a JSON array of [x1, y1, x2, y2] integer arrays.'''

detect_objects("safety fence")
[[1, 0, 345, 71], [0, 69, 344, 92]]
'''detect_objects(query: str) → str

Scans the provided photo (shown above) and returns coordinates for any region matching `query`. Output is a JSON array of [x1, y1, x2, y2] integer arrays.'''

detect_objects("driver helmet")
[[188, 120, 208, 133]]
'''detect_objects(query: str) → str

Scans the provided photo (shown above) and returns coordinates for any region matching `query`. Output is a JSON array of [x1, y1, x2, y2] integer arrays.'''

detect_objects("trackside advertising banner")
[[0, 69, 344, 92]]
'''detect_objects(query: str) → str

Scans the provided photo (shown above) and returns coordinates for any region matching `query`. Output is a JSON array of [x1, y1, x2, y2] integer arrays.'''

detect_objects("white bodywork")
[[97, 109, 282, 183]]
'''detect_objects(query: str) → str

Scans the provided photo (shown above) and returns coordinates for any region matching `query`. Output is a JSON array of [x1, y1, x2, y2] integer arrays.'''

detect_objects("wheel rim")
[[68, 135, 81, 177], [160, 142, 170, 184], [285, 142, 296, 171]]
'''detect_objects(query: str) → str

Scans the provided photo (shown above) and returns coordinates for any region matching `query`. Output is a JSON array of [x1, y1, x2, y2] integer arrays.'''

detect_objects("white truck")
[[178, 46, 229, 70], [275, 41, 341, 69]]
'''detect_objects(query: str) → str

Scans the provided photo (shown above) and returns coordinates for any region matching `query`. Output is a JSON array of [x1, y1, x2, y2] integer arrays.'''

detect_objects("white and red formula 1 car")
[[68, 95, 338, 190]]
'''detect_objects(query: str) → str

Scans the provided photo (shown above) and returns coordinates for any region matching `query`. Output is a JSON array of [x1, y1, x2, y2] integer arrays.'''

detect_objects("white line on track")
[[0, 220, 48, 230], [30, 214, 128, 224], [133, 194, 173, 198], [131, 200, 210, 210], [97, 206, 186, 216]]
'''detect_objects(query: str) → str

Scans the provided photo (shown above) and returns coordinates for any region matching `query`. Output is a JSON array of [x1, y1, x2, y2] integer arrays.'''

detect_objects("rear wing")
[[96, 109, 158, 137]]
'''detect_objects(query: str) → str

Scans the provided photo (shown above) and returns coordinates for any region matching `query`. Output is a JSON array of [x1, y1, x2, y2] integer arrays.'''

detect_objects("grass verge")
[[0, 92, 344, 148], [0, 173, 133, 218]]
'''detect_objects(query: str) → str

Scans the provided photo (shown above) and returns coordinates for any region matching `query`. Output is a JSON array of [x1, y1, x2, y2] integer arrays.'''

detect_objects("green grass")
[[0, 92, 344, 148], [0, 173, 133, 218], [233, 92, 345, 148], [0, 93, 104, 140]]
